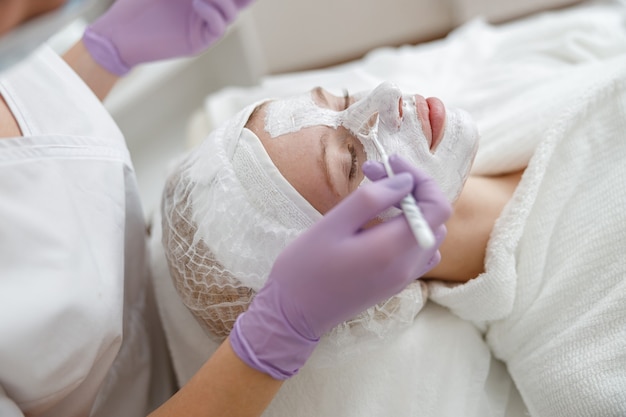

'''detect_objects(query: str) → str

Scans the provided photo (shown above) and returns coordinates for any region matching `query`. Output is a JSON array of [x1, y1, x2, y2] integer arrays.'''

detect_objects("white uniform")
[[0, 46, 172, 417]]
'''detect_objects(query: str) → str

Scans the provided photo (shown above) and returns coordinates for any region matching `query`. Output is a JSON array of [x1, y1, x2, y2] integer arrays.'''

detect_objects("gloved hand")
[[230, 156, 452, 379], [83, 0, 255, 75]]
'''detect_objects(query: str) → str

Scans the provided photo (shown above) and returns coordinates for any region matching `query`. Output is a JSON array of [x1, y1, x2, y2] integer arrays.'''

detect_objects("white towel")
[[429, 39, 626, 417]]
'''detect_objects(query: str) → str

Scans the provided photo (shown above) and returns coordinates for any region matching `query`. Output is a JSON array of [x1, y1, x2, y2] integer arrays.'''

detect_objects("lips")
[[413, 95, 446, 151], [426, 97, 446, 151]]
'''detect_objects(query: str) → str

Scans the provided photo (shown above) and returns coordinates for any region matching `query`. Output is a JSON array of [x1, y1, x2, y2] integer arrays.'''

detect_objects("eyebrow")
[[319, 132, 341, 197]]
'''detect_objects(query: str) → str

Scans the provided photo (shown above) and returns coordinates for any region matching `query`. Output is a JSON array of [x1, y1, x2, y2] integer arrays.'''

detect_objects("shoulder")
[[0, 46, 126, 149]]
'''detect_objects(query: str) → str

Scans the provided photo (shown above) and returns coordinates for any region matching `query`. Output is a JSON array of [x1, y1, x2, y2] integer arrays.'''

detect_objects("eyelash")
[[348, 144, 358, 180], [343, 90, 358, 181]]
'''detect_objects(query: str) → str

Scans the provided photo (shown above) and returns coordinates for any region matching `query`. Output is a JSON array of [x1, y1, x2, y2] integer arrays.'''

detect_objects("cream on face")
[[264, 82, 479, 202]]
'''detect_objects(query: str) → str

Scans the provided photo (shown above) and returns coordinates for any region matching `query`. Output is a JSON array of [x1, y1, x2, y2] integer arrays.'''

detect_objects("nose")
[[341, 82, 403, 135], [376, 95, 403, 130], [369, 82, 403, 130]]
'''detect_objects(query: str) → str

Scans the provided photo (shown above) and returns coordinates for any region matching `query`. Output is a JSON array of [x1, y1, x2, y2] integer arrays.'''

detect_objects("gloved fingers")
[[434, 223, 447, 246], [358, 218, 446, 285], [234, 0, 256, 7], [321, 173, 414, 236], [409, 224, 446, 277], [211, 0, 239, 22], [426, 250, 442, 272], [362, 160, 387, 181], [367, 242, 434, 297], [193, 0, 230, 36], [388, 155, 452, 226], [382, 226, 446, 294], [363, 156, 452, 226], [352, 213, 423, 266]]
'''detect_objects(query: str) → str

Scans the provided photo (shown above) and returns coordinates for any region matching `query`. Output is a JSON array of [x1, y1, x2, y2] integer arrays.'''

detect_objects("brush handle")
[[400, 193, 436, 249], [381, 155, 436, 249]]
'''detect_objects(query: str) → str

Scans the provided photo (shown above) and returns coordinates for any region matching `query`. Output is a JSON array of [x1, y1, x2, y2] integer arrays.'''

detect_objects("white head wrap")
[[161, 99, 428, 358]]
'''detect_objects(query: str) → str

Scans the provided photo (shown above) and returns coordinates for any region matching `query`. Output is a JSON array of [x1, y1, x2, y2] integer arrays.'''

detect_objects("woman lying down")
[[154, 81, 519, 416], [152, 25, 626, 417], [153, 69, 626, 416]]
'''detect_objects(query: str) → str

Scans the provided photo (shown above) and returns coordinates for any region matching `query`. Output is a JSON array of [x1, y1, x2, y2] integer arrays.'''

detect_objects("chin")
[[432, 107, 480, 202], [437, 108, 480, 155]]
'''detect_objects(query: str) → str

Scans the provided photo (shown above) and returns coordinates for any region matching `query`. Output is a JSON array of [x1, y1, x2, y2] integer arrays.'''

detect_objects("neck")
[[424, 170, 523, 283]]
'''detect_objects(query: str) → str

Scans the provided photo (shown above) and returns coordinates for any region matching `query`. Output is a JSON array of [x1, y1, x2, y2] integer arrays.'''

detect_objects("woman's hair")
[[161, 167, 253, 339]]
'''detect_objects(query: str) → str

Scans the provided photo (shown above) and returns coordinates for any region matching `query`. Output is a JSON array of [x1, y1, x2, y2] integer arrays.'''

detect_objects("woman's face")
[[246, 82, 479, 214]]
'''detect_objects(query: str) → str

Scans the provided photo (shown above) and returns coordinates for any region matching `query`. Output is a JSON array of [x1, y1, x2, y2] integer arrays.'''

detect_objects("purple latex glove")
[[83, 0, 255, 75], [230, 158, 452, 379]]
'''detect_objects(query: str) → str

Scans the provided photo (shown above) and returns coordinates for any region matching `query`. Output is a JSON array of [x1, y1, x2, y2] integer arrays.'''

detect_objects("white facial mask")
[[265, 82, 479, 202], [0, 0, 97, 72]]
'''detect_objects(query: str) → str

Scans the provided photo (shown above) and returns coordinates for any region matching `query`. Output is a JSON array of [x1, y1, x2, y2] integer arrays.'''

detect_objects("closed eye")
[[348, 144, 358, 180], [343, 89, 351, 110]]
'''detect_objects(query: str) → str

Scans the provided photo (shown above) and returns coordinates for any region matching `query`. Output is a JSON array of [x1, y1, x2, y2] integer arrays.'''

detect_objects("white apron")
[[0, 46, 172, 417]]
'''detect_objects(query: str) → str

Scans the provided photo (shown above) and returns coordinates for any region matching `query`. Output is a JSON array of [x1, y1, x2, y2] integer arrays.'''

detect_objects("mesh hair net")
[[161, 100, 428, 360]]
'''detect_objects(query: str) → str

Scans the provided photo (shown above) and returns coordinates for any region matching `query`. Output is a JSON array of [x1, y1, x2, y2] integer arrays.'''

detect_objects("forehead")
[[262, 91, 345, 138]]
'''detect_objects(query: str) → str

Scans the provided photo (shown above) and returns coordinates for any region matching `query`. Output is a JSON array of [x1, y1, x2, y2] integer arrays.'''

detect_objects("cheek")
[[263, 130, 341, 215], [293, 174, 343, 215]]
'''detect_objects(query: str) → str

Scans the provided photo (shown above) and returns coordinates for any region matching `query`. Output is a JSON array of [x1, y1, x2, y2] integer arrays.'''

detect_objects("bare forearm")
[[149, 337, 283, 417], [62, 40, 119, 102]]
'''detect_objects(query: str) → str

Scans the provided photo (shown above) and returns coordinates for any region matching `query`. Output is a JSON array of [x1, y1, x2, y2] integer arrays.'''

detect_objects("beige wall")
[[243, 0, 584, 74]]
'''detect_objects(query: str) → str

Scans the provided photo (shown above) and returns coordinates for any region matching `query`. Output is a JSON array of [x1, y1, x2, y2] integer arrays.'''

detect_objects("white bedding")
[[152, 1, 626, 415]]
